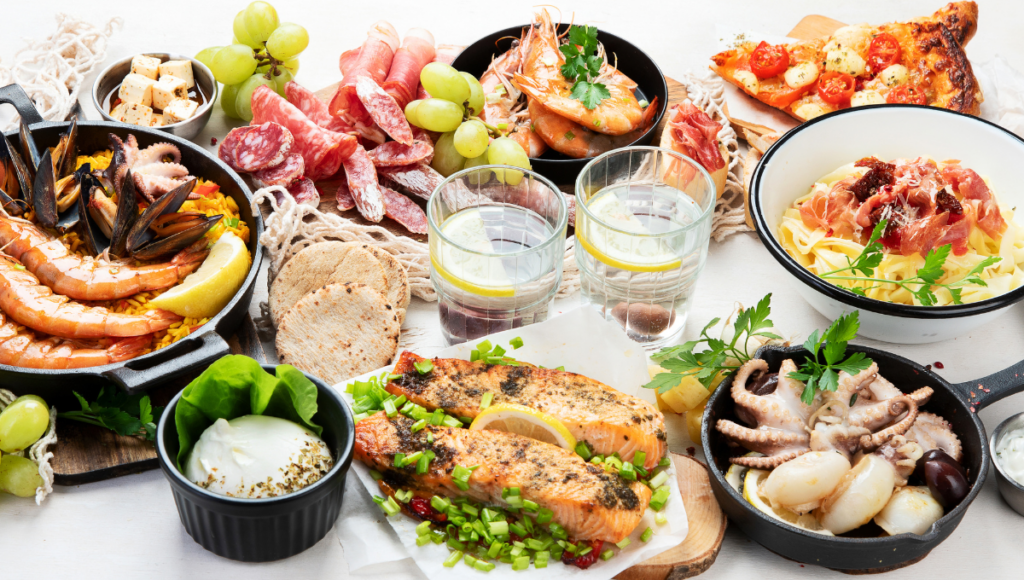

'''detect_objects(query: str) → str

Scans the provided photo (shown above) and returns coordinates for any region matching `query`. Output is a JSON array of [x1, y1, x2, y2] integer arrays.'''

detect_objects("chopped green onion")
[[535, 551, 549, 569], [393, 453, 407, 468], [403, 451, 423, 466], [536, 508, 553, 524], [591, 456, 604, 465], [475, 560, 495, 572], [650, 485, 672, 511], [505, 494, 523, 508], [620, 462, 637, 481], [387, 373, 403, 382], [416, 521, 433, 536], [431, 496, 451, 512], [416, 534, 431, 546], [431, 531, 445, 544], [640, 527, 654, 542], [549, 522, 568, 540], [369, 469, 383, 481], [470, 349, 481, 362], [509, 522, 528, 537], [522, 499, 539, 513], [655, 512, 668, 525], [464, 554, 479, 568], [575, 441, 592, 460], [489, 521, 509, 536], [510, 544, 525, 558], [414, 359, 434, 374], [510, 337, 523, 349], [600, 549, 615, 561], [605, 456, 623, 470], [427, 433, 434, 444], [480, 392, 494, 410], [638, 99, 649, 108], [462, 503, 479, 517], [476, 340, 492, 354], [659, 457, 671, 468], [488, 541, 504, 558], [503, 487, 521, 498], [443, 550, 463, 567], [442, 415, 463, 428], [649, 470, 670, 489], [460, 416, 474, 425], [447, 537, 466, 551], [633, 451, 647, 467], [512, 556, 530, 571], [554, 366, 565, 371], [411, 419, 427, 433], [353, 412, 369, 423], [577, 546, 593, 557], [395, 489, 413, 503], [564, 130, 575, 141], [526, 538, 550, 551], [615, 538, 632, 549], [373, 495, 401, 516], [430, 409, 445, 426]]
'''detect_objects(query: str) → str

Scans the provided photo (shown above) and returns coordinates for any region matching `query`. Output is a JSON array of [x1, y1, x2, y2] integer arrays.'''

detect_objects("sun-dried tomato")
[[409, 497, 447, 523], [936, 190, 964, 215], [851, 158, 896, 202], [562, 540, 604, 569]]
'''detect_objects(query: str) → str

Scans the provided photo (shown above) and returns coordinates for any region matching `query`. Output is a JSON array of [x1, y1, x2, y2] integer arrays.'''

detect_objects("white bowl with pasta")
[[750, 105, 1024, 344]]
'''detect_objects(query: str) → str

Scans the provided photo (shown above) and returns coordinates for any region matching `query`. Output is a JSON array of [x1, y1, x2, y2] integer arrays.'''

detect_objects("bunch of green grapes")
[[406, 63, 532, 185], [0, 395, 49, 498], [195, 1, 309, 121]]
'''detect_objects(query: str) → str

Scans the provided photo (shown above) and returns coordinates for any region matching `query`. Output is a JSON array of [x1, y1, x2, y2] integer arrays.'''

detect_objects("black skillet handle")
[[951, 359, 1024, 412], [0, 84, 44, 126], [101, 331, 231, 395]]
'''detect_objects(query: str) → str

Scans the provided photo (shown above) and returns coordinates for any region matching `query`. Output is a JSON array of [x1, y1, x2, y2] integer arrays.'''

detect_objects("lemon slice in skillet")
[[743, 468, 834, 536], [149, 232, 250, 318], [469, 403, 576, 451]]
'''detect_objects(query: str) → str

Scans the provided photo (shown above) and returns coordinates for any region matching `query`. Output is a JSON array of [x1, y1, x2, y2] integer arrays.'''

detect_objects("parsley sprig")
[[819, 219, 1001, 305], [787, 311, 874, 404], [558, 25, 611, 110], [58, 387, 163, 441], [643, 294, 781, 393]]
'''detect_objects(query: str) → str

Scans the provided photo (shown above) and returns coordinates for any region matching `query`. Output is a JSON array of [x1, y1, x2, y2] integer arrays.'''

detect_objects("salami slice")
[[217, 125, 253, 172], [378, 163, 444, 200], [253, 152, 304, 186], [382, 29, 436, 109], [329, 21, 399, 125], [287, 178, 321, 207], [284, 81, 353, 134], [252, 85, 357, 182], [355, 76, 414, 145], [236, 122, 293, 172], [368, 139, 433, 167], [336, 178, 356, 211], [381, 185, 428, 234], [342, 145, 386, 222], [339, 47, 361, 76]]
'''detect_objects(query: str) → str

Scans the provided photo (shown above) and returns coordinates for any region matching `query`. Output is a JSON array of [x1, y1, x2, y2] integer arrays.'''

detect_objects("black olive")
[[747, 370, 779, 396], [912, 449, 969, 508]]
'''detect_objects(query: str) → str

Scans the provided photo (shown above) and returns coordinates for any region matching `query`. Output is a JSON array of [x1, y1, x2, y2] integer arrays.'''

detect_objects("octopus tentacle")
[[835, 363, 879, 402], [730, 450, 808, 469], [134, 161, 189, 179], [717, 419, 810, 452], [858, 396, 918, 451], [730, 359, 807, 433], [134, 143, 181, 166], [872, 434, 925, 486], [905, 411, 962, 461]]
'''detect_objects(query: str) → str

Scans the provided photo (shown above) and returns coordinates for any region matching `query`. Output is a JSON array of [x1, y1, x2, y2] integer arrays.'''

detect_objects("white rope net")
[[253, 71, 749, 302], [0, 389, 57, 505]]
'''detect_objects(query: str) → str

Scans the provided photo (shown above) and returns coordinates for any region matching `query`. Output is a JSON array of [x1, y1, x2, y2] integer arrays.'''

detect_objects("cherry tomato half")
[[817, 72, 856, 105], [749, 41, 790, 79], [867, 33, 902, 74], [886, 83, 927, 105]]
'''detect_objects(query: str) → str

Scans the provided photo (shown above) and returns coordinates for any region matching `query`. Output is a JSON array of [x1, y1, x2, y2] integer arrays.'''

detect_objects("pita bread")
[[326, 247, 388, 297], [361, 244, 411, 311], [276, 283, 401, 385]]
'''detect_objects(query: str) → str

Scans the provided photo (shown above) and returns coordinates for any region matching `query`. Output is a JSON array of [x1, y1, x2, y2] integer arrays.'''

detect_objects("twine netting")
[[0, 389, 56, 505]]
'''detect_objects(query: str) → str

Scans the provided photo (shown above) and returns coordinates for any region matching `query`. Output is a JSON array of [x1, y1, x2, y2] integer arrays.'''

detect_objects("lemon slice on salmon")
[[469, 403, 576, 451], [149, 232, 250, 318], [743, 468, 833, 535]]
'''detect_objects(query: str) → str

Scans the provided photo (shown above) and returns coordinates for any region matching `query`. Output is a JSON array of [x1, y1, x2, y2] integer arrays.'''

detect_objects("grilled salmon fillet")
[[385, 351, 667, 469], [355, 412, 652, 543]]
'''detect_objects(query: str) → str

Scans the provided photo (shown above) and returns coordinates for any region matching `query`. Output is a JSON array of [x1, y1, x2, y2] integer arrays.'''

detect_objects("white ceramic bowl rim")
[[91, 52, 217, 127], [750, 104, 1024, 320]]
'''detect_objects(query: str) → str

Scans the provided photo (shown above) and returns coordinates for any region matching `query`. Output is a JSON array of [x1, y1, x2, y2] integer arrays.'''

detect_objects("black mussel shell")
[[32, 149, 58, 228], [126, 178, 196, 254], [2, 134, 34, 203], [131, 214, 222, 261], [108, 169, 140, 259], [0, 186, 27, 216], [55, 116, 79, 179], [74, 175, 109, 256], [18, 119, 39, 177], [56, 163, 92, 231]]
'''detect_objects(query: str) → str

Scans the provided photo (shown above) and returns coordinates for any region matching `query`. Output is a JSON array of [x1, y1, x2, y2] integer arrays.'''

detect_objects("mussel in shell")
[[108, 169, 139, 259], [52, 115, 79, 179], [18, 119, 39, 178], [87, 186, 117, 239], [126, 177, 196, 254], [32, 149, 58, 228], [56, 163, 92, 232], [74, 173, 109, 257], [131, 213, 222, 261], [0, 134, 34, 212]]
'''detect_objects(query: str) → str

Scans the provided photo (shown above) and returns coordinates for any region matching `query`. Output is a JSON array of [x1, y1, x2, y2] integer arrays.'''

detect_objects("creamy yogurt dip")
[[996, 426, 1024, 486]]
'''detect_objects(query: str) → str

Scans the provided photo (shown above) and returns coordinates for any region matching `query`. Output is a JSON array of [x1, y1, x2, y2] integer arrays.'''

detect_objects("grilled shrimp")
[[0, 312, 149, 368], [0, 214, 208, 301], [478, 26, 547, 158], [527, 99, 649, 159], [514, 9, 645, 137], [0, 256, 181, 339]]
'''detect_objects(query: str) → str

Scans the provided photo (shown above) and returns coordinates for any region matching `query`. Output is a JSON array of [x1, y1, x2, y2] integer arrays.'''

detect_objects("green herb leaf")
[[58, 388, 165, 443], [570, 81, 611, 110], [789, 312, 873, 405]]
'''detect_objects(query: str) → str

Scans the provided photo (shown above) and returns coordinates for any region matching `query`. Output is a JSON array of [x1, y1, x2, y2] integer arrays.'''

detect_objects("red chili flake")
[[934, 361, 945, 369], [969, 392, 975, 398], [210, 137, 218, 146], [409, 497, 447, 523], [982, 387, 991, 393], [686, 447, 696, 457]]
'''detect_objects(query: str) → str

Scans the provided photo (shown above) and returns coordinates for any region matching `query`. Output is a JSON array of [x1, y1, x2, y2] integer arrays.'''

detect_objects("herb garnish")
[[59, 387, 162, 441], [819, 219, 1002, 305], [558, 25, 611, 110], [644, 294, 781, 393], [787, 311, 874, 404]]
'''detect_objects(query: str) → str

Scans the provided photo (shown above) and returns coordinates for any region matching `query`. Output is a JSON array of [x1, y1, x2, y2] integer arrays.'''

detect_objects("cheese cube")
[[130, 55, 161, 80], [150, 115, 166, 128], [152, 75, 188, 111], [162, 98, 199, 123], [118, 73, 155, 107], [123, 103, 154, 127], [158, 60, 195, 88], [110, 102, 128, 122]]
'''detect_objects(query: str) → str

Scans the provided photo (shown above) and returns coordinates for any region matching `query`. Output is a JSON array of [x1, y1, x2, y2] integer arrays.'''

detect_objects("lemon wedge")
[[149, 232, 250, 318], [578, 191, 682, 273], [469, 403, 576, 451], [743, 468, 833, 535], [432, 208, 515, 298]]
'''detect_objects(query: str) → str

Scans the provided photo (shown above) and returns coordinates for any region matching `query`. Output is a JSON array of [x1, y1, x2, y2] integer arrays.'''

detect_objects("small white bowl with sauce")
[[990, 411, 1024, 516]]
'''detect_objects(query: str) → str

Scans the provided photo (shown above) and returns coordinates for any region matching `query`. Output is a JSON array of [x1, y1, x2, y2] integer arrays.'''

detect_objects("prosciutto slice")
[[665, 102, 725, 174], [799, 177, 859, 238], [383, 29, 436, 109], [940, 163, 1007, 239], [329, 21, 399, 125]]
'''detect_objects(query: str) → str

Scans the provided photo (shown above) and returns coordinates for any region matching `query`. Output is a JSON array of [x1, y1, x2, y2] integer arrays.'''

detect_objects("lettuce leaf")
[[175, 355, 322, 470]]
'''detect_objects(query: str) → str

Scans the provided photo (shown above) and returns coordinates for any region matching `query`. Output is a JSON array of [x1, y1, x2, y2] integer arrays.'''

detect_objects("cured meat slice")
[[378, 163, 444, 201], [253, 152, 304, 187], [382, 29, 436, 109], [665, 102, 725, 174], [252, 85, 357, 182], [217, 125, 253, 172], [355, 76, 414, 145], [368, 139, 433, 168], [941, 163, 1007, 239], [236, 122, 293, 172], [329, 21, 400, 125], [339, 47, 361, 75], [342, 145, 386, 222], [381, 185, 428, 234], [799, 177, 859, 238], [287, 178, 321, 207], [336, 179, 356, 211], [284, 81, 353, 134]]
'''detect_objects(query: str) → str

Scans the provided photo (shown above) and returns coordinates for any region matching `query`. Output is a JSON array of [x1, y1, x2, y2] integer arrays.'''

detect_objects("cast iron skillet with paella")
[[0, 84, 263, 405]]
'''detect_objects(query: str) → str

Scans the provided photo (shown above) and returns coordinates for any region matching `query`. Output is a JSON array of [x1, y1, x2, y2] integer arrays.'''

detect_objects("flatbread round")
[[276, 282, 401, 385], [327, 246, 388, 298], [361, 244, 411, 310]]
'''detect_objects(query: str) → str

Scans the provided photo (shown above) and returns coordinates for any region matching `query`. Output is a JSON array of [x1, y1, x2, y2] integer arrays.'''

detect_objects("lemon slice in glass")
[[743, 468, 834, 535], [148, 232, 250, 318], [469, 403, 576, 451], [578, 191, 682, 273], [433, 208, 515, 298]]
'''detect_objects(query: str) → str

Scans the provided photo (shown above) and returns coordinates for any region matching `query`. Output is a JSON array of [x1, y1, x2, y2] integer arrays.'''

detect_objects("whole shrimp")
[[0, 313, 150, 368], [0, 214, 208, 301], [0, 256, 181, 339], [478, 25, 547, 158]]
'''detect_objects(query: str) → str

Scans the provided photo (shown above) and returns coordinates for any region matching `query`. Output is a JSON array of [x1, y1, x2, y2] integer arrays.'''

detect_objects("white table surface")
[[3, 1, 1024, 578]]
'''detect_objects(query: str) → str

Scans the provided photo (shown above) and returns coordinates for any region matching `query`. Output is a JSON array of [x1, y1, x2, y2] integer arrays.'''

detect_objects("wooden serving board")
[[50, 314, 267, 485]]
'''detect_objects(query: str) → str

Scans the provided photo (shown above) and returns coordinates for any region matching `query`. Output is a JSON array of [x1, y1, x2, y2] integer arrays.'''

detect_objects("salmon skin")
[[385, 351, 668, 469], [355, 412, 652, 542]]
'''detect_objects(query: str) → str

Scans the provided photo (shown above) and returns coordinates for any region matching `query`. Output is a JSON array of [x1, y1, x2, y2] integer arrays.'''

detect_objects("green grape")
[[211, 44, 258, 85], [0, 454, 43, 498], [420, 63, 470, 105], [242, 1, 280, 45], [0, 396, 49, 453], [487, 137, 531, 186], [281, 58, 300, 74], [416, 98, 463, 133], [454, 120, 489, 159], [464, 151, 493, 185], [266, 23, 309, 61], [460, 72, 485, 116], [273, 68, 294, 97], [195, 46, 223, 70], [430, 132, 466, 177], [232, 11, 260, 49], [404, 100, 423, 128], [221, 82, 242, 119], [235, 74, 275, 121]]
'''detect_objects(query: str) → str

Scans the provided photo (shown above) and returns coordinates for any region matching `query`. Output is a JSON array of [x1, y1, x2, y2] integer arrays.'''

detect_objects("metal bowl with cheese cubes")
[[92, 53, 218, 141]]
